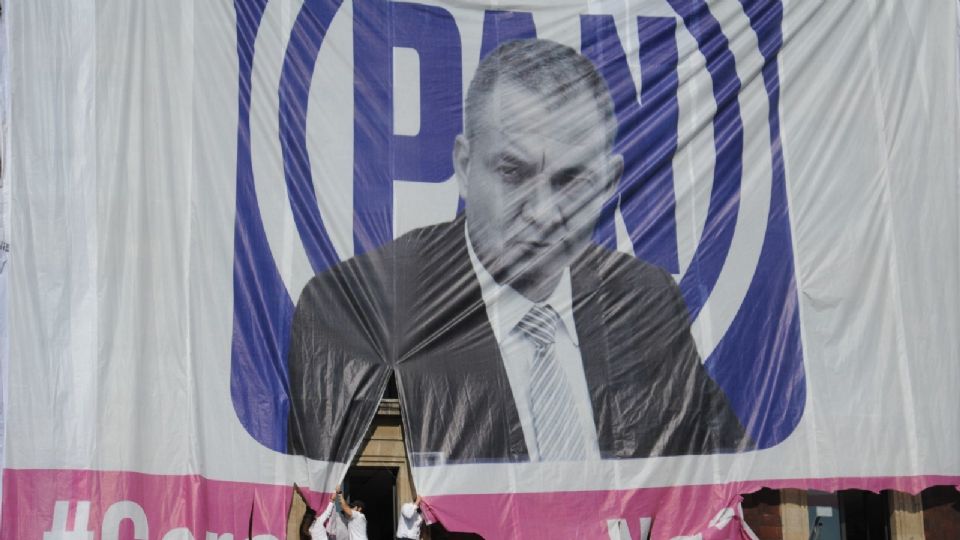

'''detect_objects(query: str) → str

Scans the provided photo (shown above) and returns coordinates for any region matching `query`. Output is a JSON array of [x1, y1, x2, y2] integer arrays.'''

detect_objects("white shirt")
[[308, 502, 336, 540], [346, 510, 368, 540], [395, 502, 423, 539], [465, 227, 601, 461]]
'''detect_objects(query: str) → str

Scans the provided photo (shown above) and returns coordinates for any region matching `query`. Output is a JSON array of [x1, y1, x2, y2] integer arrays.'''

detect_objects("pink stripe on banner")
[[3, 469, 958, 539], [422, 484, 755, 540], [420, 476, 960, 539], [1, 469, 329, 540]]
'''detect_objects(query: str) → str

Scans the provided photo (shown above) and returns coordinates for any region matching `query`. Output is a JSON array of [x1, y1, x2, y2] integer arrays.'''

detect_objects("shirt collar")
[[465, 224, 579, 346]]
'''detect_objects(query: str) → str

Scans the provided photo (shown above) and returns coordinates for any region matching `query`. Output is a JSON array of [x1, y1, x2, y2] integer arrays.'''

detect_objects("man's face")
[[455, 81, 622, 301]]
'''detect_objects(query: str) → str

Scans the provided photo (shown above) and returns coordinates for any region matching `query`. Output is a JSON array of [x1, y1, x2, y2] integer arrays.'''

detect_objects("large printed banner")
[[4, 0, 960, 538]]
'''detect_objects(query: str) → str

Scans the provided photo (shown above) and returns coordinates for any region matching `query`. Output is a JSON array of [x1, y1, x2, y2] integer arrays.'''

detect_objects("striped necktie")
[[516, 304, 586, 461]]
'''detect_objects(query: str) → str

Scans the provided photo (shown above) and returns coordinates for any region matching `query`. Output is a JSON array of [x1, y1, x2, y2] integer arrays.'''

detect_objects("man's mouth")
[[511, 240, 567, 266], [518, 240, 551, 251]]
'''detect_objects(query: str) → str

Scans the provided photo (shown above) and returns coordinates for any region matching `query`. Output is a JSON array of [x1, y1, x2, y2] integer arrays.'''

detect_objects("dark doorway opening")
[[838, 489, 890, 540], [343, 466, 397, 540]]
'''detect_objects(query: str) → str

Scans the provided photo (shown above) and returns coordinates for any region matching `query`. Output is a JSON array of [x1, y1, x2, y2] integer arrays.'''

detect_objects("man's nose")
[[520, 177, 564, 229]]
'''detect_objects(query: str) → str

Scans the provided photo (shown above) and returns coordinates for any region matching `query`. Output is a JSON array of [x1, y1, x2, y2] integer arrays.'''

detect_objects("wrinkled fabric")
[[3, 1, 959, 539]]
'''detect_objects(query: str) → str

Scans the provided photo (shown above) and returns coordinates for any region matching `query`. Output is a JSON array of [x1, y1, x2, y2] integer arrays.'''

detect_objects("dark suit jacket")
[[287, 216, 751, 464]]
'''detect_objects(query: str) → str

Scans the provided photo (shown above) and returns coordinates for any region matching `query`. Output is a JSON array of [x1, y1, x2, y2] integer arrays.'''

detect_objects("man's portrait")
[[286, 39, 752, 465]]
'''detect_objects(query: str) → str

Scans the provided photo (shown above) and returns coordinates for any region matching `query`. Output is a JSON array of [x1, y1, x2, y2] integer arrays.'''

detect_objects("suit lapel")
[[406, 218, 529, 462], [571, 249, 618, 457]]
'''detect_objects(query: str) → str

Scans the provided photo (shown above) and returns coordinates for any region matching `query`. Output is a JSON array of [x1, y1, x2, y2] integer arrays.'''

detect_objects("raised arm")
[[317, 488, 338, 523], [337, 490, 353, 518]]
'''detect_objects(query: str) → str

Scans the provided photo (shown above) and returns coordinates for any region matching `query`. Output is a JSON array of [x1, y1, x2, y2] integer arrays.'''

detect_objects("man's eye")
[[552, 173, 575, 189], [496, 164, 522, 181], [553, 172, 594, 191]]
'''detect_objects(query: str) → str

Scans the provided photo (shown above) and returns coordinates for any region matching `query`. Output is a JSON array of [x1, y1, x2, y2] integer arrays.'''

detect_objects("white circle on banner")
[[249, 0, 318, 304], [247, 0, 772, 363]]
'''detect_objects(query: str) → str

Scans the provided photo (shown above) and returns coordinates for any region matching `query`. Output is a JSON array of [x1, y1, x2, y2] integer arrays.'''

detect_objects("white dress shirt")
[[344, 510, 368, 540], [395, 502, 423, 538], [465, 227, 601, 461], [308, 502, 336, 540]]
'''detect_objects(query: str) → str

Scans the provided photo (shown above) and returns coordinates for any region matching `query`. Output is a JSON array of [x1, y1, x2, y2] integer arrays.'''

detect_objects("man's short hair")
[[351, 499, 366, 513], [465, 39, 617, 149]]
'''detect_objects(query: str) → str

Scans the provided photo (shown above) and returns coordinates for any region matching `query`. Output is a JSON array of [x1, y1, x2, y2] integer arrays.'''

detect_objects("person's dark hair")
[[300, 508, 317, 539], [352, 499, 366, 513], [465, 39, 617, 149]]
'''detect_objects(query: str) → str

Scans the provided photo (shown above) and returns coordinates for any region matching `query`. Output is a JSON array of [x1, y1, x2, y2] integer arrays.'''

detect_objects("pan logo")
[[231, 0, 803, 453]]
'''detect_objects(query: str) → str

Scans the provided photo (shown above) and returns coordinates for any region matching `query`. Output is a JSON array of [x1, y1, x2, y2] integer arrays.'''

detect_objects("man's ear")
[[453, 134, 471, 200], [605, 153, 624, 198]]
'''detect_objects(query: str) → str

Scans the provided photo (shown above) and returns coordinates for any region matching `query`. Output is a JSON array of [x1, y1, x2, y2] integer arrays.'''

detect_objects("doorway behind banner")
[[343, 466, 398, 540], [347, 374, 484, 539]]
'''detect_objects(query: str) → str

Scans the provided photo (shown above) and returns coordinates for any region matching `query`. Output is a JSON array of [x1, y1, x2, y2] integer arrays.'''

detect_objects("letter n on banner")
[[583, 15, 680, 273]]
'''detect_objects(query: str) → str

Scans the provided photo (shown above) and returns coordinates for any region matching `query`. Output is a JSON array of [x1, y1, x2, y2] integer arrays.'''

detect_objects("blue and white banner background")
[[230, 0, 803, 459], [4, 1, 960, 539]]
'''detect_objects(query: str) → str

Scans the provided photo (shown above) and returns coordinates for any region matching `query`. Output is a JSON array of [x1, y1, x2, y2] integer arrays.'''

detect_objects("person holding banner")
[[395, 496, 424, 539], [306, 490, 337, 540], [337, 491, 368, 540], [287, 39, 751, 465]]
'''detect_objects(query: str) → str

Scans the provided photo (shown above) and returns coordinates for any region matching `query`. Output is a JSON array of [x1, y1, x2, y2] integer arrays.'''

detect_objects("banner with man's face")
[[4, 1, 960, 539]]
